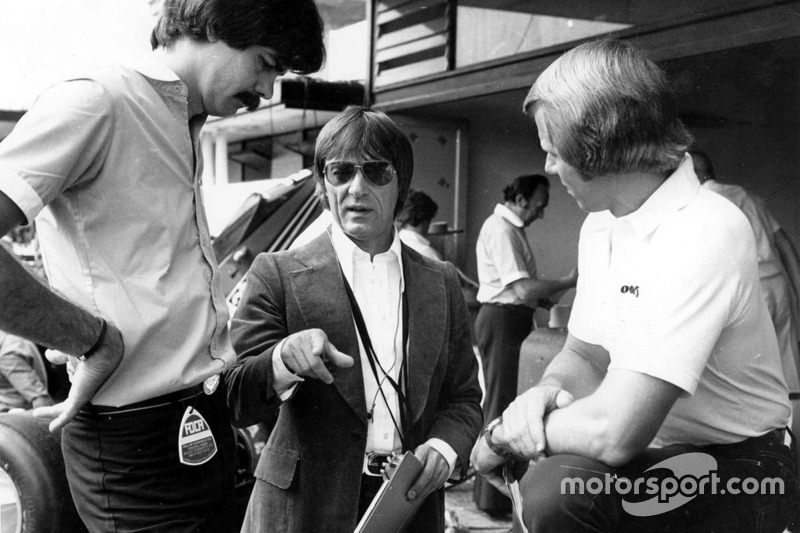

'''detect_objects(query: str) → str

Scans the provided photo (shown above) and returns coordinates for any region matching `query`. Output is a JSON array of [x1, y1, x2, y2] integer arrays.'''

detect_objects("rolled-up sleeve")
[[0, 79, 114, 222]]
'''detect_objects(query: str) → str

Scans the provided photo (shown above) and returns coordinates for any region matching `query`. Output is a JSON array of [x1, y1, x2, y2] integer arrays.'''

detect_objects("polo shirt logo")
[[620, 285, 639, 297]]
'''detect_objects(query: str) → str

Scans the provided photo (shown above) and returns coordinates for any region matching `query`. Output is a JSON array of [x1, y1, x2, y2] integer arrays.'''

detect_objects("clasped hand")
[[499, 385, 573, 459], [470, 385, 573, 493]]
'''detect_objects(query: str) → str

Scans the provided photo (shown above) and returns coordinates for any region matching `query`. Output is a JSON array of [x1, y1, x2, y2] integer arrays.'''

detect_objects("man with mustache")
[[0, 0, 324, 530]]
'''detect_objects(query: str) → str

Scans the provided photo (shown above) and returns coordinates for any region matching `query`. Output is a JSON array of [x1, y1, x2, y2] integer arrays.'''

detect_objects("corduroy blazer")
[[225, 232, 483, 533]]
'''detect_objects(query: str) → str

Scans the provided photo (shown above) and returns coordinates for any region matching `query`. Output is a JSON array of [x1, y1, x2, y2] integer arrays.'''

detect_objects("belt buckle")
[[363, 452, 391, 477]]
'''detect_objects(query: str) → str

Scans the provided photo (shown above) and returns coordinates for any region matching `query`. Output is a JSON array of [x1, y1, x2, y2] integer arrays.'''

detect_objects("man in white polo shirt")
[[471, 39, 798, 532]]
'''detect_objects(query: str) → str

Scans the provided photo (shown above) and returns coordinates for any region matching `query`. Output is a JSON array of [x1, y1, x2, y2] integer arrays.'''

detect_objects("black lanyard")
[[340, 268, 410, 451]]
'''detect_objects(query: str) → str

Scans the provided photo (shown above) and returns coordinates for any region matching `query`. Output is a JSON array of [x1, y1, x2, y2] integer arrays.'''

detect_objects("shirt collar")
[[616, 153, 700, 237], [494, 203, 525, 228], [128, 52, 183, 83], [329, 222, 405, 292]]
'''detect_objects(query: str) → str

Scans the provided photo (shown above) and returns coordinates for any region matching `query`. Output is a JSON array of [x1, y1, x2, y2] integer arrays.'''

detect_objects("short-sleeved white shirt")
[[0, 55, 235, 406], [703, 180, 783, 279], [569, 155, 790, 446], [476, 204, 536, 305]]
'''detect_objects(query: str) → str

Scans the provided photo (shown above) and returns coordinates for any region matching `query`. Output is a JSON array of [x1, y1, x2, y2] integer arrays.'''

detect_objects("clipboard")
[[354, 452, 425, 533]]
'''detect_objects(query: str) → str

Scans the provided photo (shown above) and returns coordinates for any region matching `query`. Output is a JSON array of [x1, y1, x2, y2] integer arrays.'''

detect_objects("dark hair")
[[503, 174, 549, 203], [523, 39, 692, 179], [314, 106, 414, 216], [396, 189, 438, 227], [150, 0, 325, 75], [689, 150, 715, 182]]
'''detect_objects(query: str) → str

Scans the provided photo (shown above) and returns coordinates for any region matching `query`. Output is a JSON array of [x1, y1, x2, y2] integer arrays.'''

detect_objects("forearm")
[[514, 276, 575, 307], [524, 369, 678, 467], [224, 346, 282, 428], [537, 355, 633, 464], [489, 394, 624, 466], [0, 249, 102, 355], [539, 350, 604, 400], [542, 400, 622, 464]]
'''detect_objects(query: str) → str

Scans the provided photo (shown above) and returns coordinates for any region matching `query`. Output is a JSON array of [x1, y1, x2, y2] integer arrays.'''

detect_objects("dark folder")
[[354, 451, 425, 533]]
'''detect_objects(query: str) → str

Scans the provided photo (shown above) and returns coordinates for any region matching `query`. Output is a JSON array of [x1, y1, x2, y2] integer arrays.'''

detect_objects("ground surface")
[[444, 475, 513, 533]]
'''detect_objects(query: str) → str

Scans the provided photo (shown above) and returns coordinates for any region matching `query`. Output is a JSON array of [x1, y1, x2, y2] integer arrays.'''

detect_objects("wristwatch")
[[482, 416, 515, 458]]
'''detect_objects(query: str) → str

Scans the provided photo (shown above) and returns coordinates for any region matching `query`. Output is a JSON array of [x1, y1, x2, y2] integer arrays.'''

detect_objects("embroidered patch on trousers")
[[178, 406, 217, 466]]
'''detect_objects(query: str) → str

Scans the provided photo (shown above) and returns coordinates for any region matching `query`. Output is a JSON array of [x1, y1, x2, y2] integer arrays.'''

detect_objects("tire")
[[0, 413, 86, 533]]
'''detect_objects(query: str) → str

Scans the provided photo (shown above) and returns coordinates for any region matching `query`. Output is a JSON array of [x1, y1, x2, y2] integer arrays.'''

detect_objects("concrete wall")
[[462, 113, 584, 307], [690, 123, 800, 241]]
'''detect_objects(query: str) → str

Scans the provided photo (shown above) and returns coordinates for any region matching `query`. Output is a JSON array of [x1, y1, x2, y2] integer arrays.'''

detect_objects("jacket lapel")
[[288, 235, 368, 423], [403, 249, 447, 424]]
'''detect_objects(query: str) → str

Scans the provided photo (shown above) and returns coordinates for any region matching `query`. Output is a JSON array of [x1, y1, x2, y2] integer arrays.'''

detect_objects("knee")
[[519, 459, 570, 528], [518, 455, 612, 531]]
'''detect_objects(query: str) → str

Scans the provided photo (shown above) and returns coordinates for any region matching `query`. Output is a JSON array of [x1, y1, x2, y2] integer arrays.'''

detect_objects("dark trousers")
[[474, 303, 534, 513], [62, 383, 236, 533], [514, 428, 800, 533]]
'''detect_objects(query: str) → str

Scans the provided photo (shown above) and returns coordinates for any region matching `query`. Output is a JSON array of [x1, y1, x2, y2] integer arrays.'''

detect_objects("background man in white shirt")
[[472, 174, 577, 515], [692, 149, 800, 393]]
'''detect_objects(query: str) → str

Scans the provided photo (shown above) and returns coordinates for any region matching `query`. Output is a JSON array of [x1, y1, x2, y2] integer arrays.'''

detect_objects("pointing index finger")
[[324, 341, 354, 369]]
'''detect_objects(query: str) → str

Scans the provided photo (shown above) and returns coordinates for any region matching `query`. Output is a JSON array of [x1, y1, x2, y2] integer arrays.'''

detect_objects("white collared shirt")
[[332, 223, 406, 453], [272, 224, 456, 471], [475, 204, 537, 304]]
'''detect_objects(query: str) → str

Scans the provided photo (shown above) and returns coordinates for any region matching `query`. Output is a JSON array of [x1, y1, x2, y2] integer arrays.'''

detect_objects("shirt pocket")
[[254, 446, 300, 489]]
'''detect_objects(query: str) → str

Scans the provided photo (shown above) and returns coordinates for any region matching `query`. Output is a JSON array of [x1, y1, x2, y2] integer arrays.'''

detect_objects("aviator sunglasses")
[[323, 160, 396, 187]]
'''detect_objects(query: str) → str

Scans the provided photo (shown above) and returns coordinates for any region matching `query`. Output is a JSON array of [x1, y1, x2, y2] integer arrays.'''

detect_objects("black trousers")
[[62, 383, 236, 533], [473, 303, 534, 513], [514, 428, 800, 533]]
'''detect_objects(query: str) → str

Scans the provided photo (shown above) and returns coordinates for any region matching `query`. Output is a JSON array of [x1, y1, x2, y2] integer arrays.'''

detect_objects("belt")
[[83, 382, 206, 417], [363, 452, 394, 477], [709, 427, 793, 455]]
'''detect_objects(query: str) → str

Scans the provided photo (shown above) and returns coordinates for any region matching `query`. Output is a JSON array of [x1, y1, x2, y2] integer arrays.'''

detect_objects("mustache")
[[236, 92, 262, 112]]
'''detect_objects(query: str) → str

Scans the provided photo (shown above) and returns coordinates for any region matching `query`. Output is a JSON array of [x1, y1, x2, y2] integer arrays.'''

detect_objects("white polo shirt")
[[570, 155, 790, 446], [703, 180, 783, 279], [0, 55, 234, 406]]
